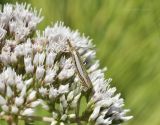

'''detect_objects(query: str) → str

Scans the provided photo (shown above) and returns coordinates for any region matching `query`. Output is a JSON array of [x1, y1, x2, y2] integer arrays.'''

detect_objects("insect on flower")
[[67, 39, 93, 90]]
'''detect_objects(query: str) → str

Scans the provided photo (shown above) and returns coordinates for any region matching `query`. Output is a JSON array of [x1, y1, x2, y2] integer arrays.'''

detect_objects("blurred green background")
[[0, 0, 160, 125]]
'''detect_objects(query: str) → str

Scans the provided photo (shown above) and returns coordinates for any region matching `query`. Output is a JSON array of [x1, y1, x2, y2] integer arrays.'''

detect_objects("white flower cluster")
[[0, 3, 132, 125], [0, 3, 42, 42], [0, 67, 40, 116]]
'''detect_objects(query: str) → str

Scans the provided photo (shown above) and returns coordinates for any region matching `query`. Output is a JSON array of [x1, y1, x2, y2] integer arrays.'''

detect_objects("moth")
[[67, 39, 93, 90]]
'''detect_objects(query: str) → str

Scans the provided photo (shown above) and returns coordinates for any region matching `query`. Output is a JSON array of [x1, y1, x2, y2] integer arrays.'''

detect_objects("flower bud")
[[6, 86, 13, 98], [11, 105, 19, 114], [25, 78, 33, 87], [36, 65, 45, 79], [58, 84, 69, 94], [67, 91, 74, 102], [27, 90, 37, 102], [89, 106, 100, 121], [46, 52, 56, 67], [49, 87, 58, 99], [0, 95, 6, 105], [15, 97, 24, 106], [68, 114, 76, 119], [1, 105, 9, 112], [61, 114, 67, 121], [51, 120, 57, 125], [21, 108, 34, 116], [30, 100, 42, 108], [39, 87, 48, 97]]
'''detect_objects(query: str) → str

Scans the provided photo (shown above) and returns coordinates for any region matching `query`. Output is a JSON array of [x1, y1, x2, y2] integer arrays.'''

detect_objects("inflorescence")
[[0, 3, 132, 125]]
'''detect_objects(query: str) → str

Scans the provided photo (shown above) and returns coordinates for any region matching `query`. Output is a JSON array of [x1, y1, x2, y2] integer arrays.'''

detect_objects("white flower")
[[33, 52, 45, 66], [17, 82, 24, 91], [25, 64, 34, 73], [29, 100, 42, 108], [45, 51, 56, 67], [58, 68, 75, 80], [67, 91, 74, 102], [24, 56, 32, 66], [1, 105, 9, 112], [88, 60, 100, 73], [11, 105, 19, 114], [4, 67, 16, 86], [15, 97, 24, 106], [15, 75, 23, 91], [24, 56, 34, 73], [21, 108, 34, 116], [58, 84, 69, 94], [27, 90, 37, 102], [9, 21, 16, 34], [25, 78, 33, 87], [33, 52, 39, 66], [96, 99, 113, 108], [51, 120, 58, 125], [38, 52, 45, 65], [60, 95, 68, 108], [58, 58, 75, 80], [0, 27, 6, 40], [1, 4, 13, 25], [14, 44, 24, 57], [0, 51, 11, 65], [83, 50, 96, 60], [61, 114, 67, 121], [24, 39, 33, 56], [49, 87, 59, 99], [15, 24, 30, 42], [0, 95, 6, 105], [96, 116, 111, 125], [36, 65, 45, 79], [89, 106, 100, 121], [121, 116, 133, 121], [68, 114, 76, 119], [39, 87, 48, 97], [15, 75, 23, 84], [11, 53, 17, 63], [52, 112, 58, 119], [44, 68, 56, 83], [71, 93, 81, 108], [20, 85, 27, 97], [6, 86, 13, 98], [0, 79, 5, 92], [60, 122, 65, 125], [33, 42, 43, 53]]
